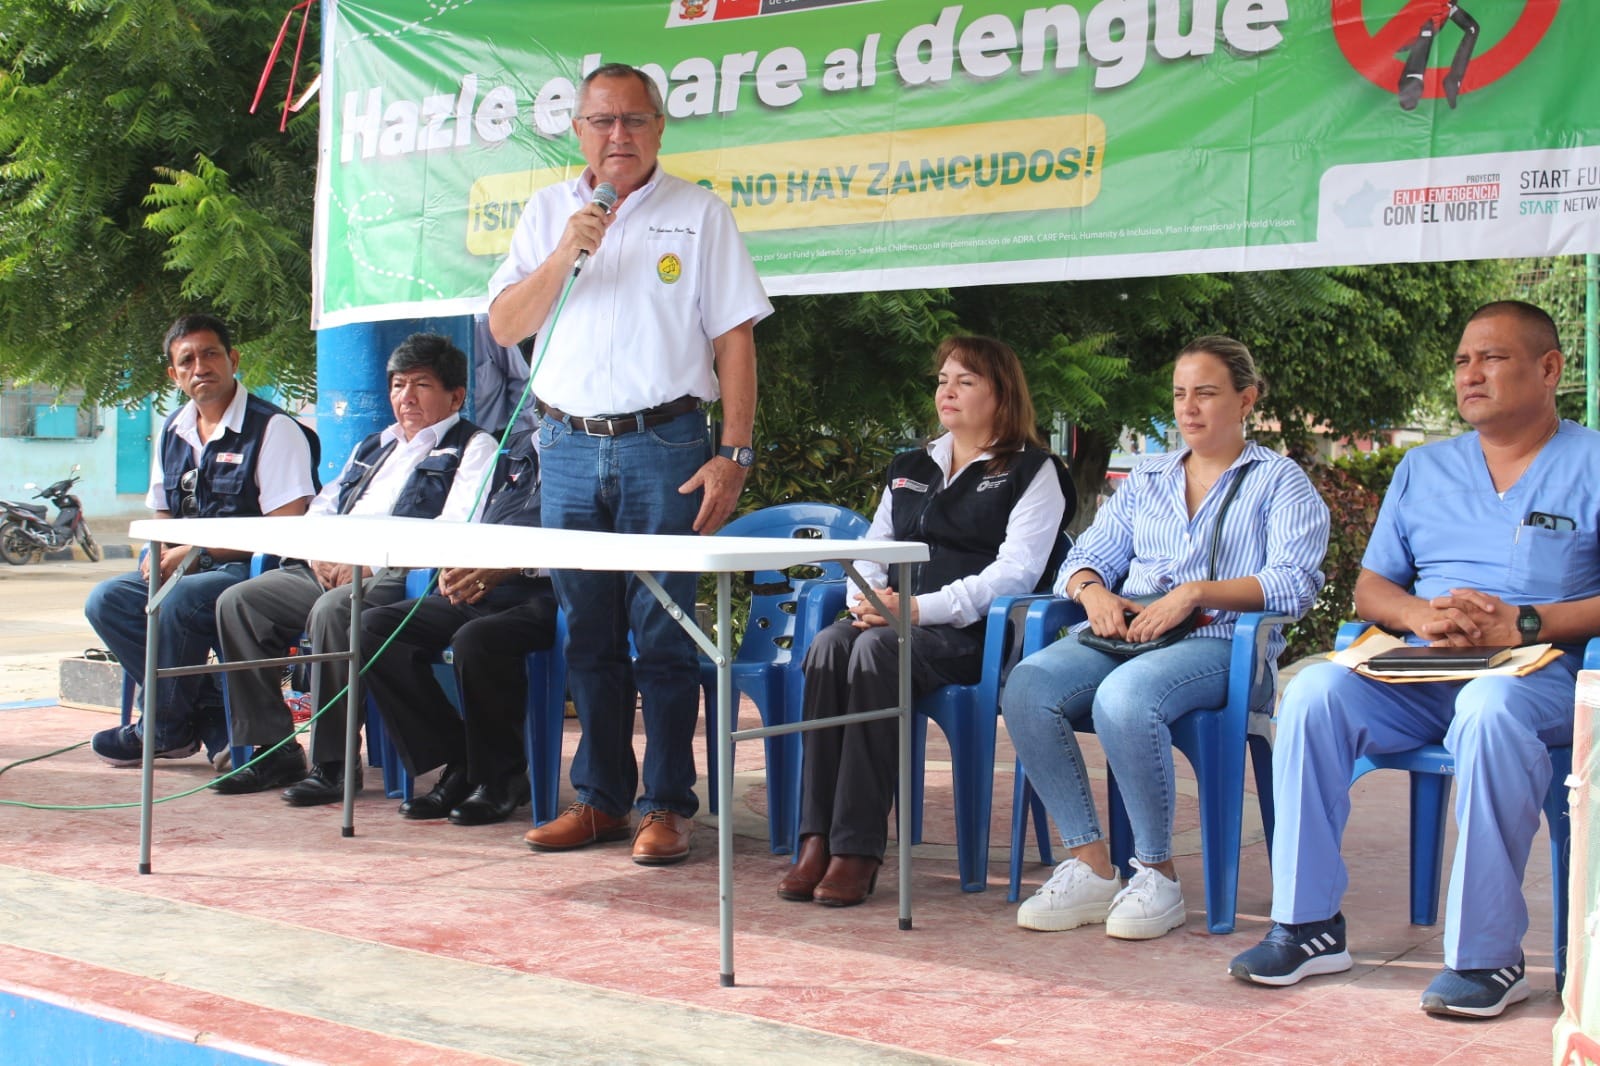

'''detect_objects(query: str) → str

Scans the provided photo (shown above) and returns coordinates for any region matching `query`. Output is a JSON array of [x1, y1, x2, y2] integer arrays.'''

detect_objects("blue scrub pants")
[[1271, 659, 1576, 970]]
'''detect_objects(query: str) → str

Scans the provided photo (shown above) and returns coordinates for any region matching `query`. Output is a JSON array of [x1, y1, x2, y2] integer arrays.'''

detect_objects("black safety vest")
[[482, 429, 540, 528], [334, 418, 485, 518], [159, 392, 321, 518], [886, 444, 1074, 596]]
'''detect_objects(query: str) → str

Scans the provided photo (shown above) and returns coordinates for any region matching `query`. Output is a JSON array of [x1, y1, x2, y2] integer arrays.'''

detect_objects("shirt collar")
[[576, 165, 662, 210], [381, 411, 461, 449], [927, 432, 996, 479], [172, 381, 247, 444], [1147, 440, 1265, 479]]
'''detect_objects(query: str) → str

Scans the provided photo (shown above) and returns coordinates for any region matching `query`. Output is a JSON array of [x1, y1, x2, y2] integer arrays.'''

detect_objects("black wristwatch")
[[717, 444, 755, 468], [195, 550, 215, 572], [1516, 604, 1542, 645]]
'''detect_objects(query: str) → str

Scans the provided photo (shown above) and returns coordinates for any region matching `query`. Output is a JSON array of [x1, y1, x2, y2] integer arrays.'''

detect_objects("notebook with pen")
[[1362, 645, 1517, 674]]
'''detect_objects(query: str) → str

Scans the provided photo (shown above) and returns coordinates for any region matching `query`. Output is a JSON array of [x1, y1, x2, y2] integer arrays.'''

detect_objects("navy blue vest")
[[159, 392, 321, 518], [483, 429, 540, 528], [886, 444, 1074, 597], [334, 417, 485, 518]]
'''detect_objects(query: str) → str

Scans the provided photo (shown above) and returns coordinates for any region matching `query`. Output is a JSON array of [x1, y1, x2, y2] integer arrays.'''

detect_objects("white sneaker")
[[1104, 859, 1187, 940], [1016, 858, 1123, 931]]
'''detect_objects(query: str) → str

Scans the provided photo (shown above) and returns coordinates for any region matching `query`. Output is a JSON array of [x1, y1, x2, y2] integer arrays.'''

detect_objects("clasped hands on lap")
[[1077, 582, 1200, 642], [848, 588, 919, 629], [1404, 589, 1521, 647]]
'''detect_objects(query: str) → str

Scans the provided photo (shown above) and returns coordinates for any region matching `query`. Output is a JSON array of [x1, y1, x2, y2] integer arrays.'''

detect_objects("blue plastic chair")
[[696, 503, 869, 854], [1007, 601, 1288, 933], [1337, 621, 1582, 987], [368, 568, 569, 824], [785, 580, 1049, 891]]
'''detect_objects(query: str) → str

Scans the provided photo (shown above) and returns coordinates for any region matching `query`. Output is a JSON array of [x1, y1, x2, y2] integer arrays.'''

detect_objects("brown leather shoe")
[[523, 802, 631, 852], [777, 834, 830, 901], [631, 809, 692, 866], [813, 854, 881, 907]]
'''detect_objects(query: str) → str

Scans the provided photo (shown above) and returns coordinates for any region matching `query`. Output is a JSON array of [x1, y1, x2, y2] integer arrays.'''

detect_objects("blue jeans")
[[84, 563, 248, 746], [1001, 632, 1235, 864], [1272, 659, 1576, 969], [538, 409, 708, 818]]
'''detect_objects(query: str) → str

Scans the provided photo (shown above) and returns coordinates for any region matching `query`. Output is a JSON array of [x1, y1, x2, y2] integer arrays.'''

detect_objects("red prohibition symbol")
[[1332, 0, 1560, 103]]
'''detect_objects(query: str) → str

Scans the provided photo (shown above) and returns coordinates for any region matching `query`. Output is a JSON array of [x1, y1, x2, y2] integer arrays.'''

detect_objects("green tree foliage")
[[1286, 445, 1409, 661], [0, 0, 317, 404], [751, 262, 1506, 524]]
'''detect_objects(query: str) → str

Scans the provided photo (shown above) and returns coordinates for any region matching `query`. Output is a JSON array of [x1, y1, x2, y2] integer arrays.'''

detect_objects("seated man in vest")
[[359, 428, 558, 825], [213, 333, 498, 804], [87, 313, 318, 766], [1229, 301, 1600, 1017]]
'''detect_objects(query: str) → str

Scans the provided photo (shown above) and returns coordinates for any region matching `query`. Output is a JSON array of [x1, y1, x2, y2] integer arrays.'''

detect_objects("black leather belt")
[[536, 395, 700, 437]]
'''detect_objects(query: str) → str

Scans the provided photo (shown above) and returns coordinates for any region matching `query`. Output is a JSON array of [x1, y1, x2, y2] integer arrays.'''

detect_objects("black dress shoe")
[[211, 741, 307, 795], [282, 762, 363, 807], [449, 776, 531, 826], [399, 763, 471, 820]]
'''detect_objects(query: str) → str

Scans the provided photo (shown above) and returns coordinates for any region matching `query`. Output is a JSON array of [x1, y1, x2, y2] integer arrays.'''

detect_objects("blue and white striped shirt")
[[1056, 441, 1330, 661]]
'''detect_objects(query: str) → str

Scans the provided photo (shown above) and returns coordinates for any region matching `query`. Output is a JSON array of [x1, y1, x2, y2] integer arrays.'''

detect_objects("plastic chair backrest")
[[716, 503, 869, 668]]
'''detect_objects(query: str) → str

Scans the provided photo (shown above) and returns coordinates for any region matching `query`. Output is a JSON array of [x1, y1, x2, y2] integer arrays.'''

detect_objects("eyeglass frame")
[[575, 111, 662, 133]]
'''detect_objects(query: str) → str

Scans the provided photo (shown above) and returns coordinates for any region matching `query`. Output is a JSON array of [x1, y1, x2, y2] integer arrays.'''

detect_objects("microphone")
[[573, 182, 618, 276]]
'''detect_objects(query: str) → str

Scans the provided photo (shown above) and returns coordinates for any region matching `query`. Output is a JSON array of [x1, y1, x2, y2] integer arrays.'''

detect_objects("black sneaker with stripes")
[[1228, 912, 1353, 987], [1420, 955, 1529, 1018]]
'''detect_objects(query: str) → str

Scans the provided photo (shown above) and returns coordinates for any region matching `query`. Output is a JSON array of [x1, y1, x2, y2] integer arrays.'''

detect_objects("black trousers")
[[360, 579, 557, 786], [798, 620, 984, 859]]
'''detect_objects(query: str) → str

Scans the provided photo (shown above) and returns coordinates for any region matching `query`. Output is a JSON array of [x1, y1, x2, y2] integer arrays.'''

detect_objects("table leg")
[[895, 559, 913, 931], [137, 540, 162, 875], [715, 570, 736, 986], [342, 567, 364, 837]]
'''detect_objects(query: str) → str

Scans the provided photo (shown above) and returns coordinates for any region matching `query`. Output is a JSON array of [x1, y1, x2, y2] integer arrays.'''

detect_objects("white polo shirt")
[[145, 383, 317, 515], [487, 167, 773, 417]]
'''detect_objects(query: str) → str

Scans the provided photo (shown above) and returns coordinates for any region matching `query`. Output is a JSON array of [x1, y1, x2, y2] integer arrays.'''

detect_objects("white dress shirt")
[[488, 167, 773, 417]]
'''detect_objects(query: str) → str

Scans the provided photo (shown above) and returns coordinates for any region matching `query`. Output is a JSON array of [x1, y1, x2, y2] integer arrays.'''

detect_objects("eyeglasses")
[[577, 112, 659, 133], [179, 467, 199, 518]]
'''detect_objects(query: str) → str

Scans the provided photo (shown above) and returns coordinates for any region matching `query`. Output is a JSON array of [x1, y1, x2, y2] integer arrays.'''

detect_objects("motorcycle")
[[0, 465, 101, 565]]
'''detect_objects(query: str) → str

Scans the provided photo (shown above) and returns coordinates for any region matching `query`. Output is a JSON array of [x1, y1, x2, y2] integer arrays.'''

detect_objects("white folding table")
[[128, 514, 928, 985]]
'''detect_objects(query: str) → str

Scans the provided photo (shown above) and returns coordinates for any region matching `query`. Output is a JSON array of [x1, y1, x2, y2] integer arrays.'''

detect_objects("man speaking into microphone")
[[487, 62, 771, 866]]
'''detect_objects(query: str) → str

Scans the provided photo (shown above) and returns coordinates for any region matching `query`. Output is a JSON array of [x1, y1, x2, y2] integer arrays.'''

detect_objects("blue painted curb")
[[0, 988, 279, 1065]]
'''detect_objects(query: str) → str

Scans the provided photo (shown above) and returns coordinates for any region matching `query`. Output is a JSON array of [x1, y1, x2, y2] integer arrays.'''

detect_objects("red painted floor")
[[0, 701, 1563, 1064]]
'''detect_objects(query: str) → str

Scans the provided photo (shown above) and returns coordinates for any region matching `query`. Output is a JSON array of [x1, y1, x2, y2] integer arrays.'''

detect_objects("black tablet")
[[1363, 645, 1515, 673]]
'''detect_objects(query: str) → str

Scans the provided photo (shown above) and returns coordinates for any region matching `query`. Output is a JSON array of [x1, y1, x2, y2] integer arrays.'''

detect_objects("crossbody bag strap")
[[1204, 460, 1252, 582]]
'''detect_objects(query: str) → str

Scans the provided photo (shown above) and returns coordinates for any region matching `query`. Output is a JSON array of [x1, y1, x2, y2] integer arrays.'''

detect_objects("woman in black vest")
[[781, 336, 1072, 906]]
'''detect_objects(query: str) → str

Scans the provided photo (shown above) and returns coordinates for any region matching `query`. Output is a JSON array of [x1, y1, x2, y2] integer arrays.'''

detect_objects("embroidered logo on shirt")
[[215, 452, 244, 465], [976, 474, 1011, 492], [892, 477, 929, 493], [657, 253, 682, 284]]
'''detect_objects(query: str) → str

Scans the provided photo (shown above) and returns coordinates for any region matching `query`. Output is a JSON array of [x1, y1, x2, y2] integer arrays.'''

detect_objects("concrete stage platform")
[[0, 700, 1562, 1065]]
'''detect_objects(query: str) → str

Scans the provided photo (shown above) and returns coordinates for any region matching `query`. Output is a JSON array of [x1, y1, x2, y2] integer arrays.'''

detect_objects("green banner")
[[315, 0, 1600, 327]]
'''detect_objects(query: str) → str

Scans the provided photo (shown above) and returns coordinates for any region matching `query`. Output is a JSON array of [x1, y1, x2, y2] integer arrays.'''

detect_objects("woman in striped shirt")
[[1001, 335, 1329, 940]]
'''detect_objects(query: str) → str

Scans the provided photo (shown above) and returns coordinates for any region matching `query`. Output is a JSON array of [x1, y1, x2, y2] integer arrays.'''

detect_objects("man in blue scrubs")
[[1229, 301, 1600, 1018]]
